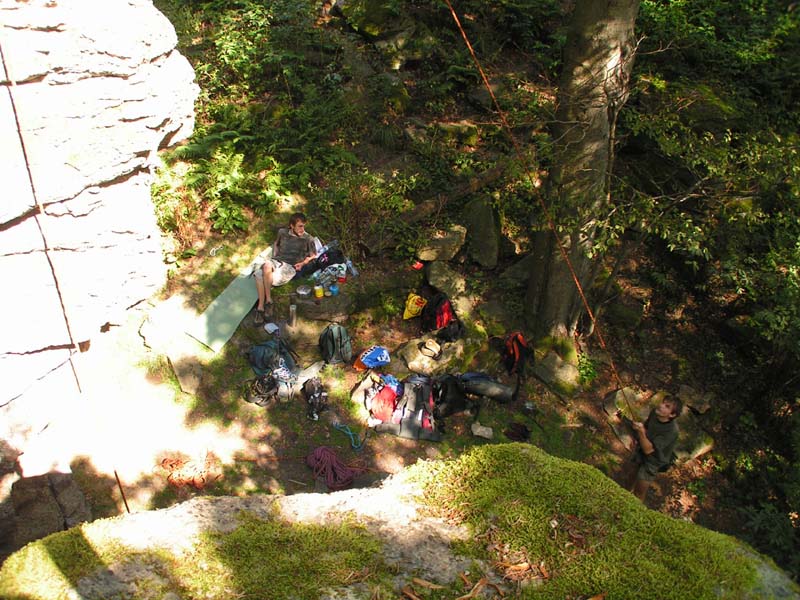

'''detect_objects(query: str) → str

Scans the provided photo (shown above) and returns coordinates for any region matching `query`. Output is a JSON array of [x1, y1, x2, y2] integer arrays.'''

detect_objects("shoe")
[[263, 302, 273, 317], [254, 310, 265, 325]]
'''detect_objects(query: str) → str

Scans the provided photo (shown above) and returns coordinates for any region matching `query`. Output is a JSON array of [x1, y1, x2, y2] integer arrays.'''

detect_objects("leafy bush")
[[310, 166, 418, 257]]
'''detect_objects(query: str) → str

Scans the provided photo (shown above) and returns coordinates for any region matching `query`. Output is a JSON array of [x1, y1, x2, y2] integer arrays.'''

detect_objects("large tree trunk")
[[525, 0, 639, 338]]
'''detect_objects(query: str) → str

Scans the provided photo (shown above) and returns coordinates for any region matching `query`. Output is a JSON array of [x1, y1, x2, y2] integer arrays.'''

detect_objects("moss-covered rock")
[[409, 444, 800, 600], [3, 446, 797, 600]]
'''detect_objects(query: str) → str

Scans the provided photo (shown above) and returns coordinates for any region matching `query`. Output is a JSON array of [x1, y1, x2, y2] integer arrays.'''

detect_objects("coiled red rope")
[[306, 446, 365, 491]]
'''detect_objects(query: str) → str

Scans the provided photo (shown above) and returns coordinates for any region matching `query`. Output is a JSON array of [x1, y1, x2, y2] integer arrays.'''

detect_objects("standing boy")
[[630, 395, 682, 502]]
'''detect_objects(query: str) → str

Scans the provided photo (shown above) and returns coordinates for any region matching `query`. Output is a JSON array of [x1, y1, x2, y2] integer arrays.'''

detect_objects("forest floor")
[[37, 209, 739, 566], [155, 224, 727, 524]]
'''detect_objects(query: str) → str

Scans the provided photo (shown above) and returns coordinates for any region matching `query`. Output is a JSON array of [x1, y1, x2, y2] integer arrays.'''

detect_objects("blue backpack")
[[248, 339, 298, 375]]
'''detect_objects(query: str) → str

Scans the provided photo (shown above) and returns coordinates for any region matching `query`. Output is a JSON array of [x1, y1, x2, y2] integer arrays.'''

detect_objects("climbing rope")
[[305, 446, 366, 491], [333, 423, 370, 451], [443, 0, 636, 418]]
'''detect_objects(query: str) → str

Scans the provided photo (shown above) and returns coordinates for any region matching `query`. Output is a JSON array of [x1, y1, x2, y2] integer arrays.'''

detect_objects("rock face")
[[0, 0, 198, 466], [10, 472, 92, 549]]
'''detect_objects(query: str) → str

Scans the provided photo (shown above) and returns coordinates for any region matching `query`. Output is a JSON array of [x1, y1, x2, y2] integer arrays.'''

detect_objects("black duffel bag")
[[458, 372, 515, 403]]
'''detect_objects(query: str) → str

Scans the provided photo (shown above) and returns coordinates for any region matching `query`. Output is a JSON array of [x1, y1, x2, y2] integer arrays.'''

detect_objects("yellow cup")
[[314, 285, 324, 298]]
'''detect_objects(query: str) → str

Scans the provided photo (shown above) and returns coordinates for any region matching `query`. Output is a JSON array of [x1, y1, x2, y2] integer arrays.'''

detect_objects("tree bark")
[[525, 0, 640, 338]]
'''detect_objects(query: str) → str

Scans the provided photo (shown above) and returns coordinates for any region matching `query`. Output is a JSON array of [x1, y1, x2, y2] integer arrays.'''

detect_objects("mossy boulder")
[[435, 120, 480, 146], [410, 444, 800, 600], [2, 445, 797, 600], [605, 298, 646, 330], [417, 225, 466, 262], [533, 350, 581, 396]]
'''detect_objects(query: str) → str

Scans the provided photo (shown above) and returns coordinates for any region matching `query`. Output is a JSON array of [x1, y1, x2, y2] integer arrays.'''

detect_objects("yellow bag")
[[403, 293, 427, 320]]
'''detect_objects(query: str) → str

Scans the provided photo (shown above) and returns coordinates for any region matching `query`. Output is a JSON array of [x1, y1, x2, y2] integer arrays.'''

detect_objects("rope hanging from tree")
[[443, 0, 636, 418], [305, 446, 365, 491]]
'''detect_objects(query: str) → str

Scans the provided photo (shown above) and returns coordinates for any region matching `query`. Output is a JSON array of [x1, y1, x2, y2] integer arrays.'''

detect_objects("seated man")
[[629, 395, 682, 502], [254, 212, 318, 324]]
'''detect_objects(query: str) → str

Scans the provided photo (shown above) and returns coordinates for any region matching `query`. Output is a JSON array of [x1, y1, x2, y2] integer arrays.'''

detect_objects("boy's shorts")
[[253, 259, 297, 286], [636, 464, 658, 482], [633, 450, 660, 482]]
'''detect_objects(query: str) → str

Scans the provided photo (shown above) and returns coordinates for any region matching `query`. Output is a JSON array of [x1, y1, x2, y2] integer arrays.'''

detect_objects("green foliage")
[[638, 0, 800, 119], [154, 0, 355, 231], [738, 502, 800, 577], [577, 352, 597, 385], [443, 0, 565, 73], [310, 166, 418, 257]]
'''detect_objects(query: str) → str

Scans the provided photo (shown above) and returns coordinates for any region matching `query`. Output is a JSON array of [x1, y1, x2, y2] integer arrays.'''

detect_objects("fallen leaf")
[[455, 576, 487, 599], [539, 562, 550, 579], [400, 586, 423, 600], [412, 577, 445, 590], [486, 581, 506, 596]]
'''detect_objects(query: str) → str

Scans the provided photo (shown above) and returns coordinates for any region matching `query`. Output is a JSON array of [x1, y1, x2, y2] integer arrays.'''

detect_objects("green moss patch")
[[0, 511, 390, 600], [177, 512, 387, 599], [409, 444, 759, 599]]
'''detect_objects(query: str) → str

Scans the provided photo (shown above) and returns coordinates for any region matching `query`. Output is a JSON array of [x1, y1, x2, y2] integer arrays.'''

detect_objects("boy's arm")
[[292, 238, 318, 271], [631, 421, 655, 455]]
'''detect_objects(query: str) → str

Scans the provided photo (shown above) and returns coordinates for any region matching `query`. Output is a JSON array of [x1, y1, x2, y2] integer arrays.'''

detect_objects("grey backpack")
[[319, 323, 353, 364]]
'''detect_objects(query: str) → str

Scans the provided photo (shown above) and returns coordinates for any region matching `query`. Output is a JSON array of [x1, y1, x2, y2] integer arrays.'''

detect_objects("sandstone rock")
[[417, 225, 466, 262], [0, 0, 198, 483], [533, 351, 581, 395], [500, 252, 536, 286], [397, 336, 463, 376], [678, 384, 713, 414], [11, 472, 90, 549], [426, 260, 466, 298], [463, 196, 499, 268]]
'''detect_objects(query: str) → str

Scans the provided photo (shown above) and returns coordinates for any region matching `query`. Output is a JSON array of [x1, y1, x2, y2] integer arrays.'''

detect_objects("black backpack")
[[302, 377, 329, 421], [432, 373, 473, 419], [436, 318, 465, 343], [399, 375, 437, 427], [314, 248, 346, 270], [319, 323, 353, 364]]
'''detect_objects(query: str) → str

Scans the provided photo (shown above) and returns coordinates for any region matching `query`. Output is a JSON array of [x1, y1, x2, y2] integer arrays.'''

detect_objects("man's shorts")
[[253, 259, 297, 286]]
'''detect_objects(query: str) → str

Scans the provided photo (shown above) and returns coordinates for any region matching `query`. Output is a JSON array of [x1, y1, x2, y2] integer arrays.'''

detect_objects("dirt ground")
[[2, 229, 720, 562]]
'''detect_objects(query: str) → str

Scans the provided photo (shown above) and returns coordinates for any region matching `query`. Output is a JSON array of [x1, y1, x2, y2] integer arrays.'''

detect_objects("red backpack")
[[366, 385, 398, 422], [502, 331, 530, 375], [420, 292, 455, 332]]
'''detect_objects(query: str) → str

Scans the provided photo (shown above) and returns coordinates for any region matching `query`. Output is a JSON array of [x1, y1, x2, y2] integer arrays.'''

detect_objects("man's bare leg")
[[255, 274, 266, 312], [261, 262, 274, 315]]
